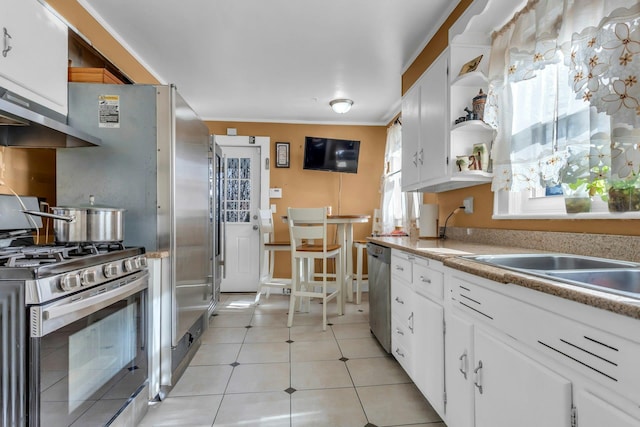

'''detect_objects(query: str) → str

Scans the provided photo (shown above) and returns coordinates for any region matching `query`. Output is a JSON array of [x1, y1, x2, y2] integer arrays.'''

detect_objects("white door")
[[215, 135, 270, 292], [412, 293, 445, 417], [474, 328, 572, 427], [444, 312, 475, 427]]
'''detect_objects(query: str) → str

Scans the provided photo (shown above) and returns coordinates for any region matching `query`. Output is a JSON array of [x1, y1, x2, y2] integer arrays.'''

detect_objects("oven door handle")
[[34, 273, 148, 337]]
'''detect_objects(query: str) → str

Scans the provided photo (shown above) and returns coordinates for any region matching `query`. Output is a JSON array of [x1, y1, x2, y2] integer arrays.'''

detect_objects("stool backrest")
[[258, 208, 275, 243], [287, 207, 328, 251]]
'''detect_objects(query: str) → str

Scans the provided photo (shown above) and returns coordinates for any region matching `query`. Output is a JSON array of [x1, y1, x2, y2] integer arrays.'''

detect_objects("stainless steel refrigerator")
[[57, 83, 217, 394]]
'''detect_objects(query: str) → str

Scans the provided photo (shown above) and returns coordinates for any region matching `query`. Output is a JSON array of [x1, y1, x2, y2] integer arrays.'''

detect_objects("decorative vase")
[[473, 143, 489, 171], [472, 89, 487, 121]]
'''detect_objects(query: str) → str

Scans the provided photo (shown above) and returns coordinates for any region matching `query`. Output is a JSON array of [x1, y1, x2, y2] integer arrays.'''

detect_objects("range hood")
[[0, 88, 100, 148]]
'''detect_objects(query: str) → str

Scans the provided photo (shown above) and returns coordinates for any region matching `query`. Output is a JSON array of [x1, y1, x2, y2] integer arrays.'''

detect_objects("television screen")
[[303, 137, 361, 173]]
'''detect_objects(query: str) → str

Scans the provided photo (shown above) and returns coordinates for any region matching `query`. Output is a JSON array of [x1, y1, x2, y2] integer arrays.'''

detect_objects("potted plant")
[[608, 175, 640, 212], [561, 180, 591, 213], [562, 154, 609, 213]]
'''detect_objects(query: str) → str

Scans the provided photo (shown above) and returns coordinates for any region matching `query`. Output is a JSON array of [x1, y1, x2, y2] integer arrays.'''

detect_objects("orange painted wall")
[[207, 122, 386, 277]]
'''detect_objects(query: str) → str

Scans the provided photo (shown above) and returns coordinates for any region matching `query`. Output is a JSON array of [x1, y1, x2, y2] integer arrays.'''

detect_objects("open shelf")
[[451, 120, 494, 132]]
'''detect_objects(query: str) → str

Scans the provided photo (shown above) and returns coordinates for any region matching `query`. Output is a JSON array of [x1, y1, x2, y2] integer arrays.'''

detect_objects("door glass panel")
[[225, 156, 252, 223]]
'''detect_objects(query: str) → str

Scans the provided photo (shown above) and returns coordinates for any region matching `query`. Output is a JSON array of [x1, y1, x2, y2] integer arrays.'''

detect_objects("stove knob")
[[59, 273, 81, 291], [81, 269, 98, 286], [103, 263, 119, 278], [123, 258, 136, 272], [137, 256, 148, 268]]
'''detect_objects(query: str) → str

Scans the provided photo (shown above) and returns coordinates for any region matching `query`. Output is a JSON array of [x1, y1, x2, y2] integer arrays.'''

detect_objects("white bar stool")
[[255, 209, 291, 305], [287, 207, 343, 331], [353, 239, 368, 305]]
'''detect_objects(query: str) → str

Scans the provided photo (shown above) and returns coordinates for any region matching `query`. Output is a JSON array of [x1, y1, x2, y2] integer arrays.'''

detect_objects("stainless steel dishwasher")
[[367, 242, 391, 353]]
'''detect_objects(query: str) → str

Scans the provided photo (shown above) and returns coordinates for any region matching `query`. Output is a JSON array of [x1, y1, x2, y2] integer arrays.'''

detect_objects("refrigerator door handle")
[[221, 154, 227, 278]]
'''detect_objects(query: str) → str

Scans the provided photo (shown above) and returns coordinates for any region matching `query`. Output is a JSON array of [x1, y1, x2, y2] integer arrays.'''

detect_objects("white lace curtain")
[[486, 0, 640, 193], [379, 123, 420, 234]]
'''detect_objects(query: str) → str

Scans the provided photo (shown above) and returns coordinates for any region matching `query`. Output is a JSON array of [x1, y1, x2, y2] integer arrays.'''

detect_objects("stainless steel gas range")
[[0, 200, 149, 427]]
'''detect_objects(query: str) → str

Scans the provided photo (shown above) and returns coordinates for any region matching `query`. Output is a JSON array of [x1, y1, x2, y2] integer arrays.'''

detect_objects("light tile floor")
[[139, 292, 446, 427]]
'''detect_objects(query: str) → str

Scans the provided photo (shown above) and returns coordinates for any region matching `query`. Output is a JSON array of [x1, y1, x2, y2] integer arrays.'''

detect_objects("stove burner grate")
[[0, 242, 125, 267]]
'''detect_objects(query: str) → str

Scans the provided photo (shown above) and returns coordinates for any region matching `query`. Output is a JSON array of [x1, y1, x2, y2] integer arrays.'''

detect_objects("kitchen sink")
[[543, 269, 640, 298], [464, 254, 639, 271], [463, 253, 640, 299]]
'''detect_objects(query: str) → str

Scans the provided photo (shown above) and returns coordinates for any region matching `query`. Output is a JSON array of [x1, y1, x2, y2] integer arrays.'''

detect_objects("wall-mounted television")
[[303, 136, 361, 174]]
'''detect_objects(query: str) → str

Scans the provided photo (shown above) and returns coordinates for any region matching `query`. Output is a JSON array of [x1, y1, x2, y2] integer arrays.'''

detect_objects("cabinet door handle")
[[418, 148, 424, 165], [458, 351, 468, 379], [408, 312, 414, 333], [420, 275, 432, 284], [473, 360, 483, 394], [395, 296, 404, 304], [395, 348, 405, 358], [412, 152, 418, 167], [395, 328, 404, 336], [395, 265, 404, 271], [2, 27, 12, 57]]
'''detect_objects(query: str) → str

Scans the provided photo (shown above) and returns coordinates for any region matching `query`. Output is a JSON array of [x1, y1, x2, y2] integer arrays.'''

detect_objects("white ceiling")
[[79, 0, 456, 125]]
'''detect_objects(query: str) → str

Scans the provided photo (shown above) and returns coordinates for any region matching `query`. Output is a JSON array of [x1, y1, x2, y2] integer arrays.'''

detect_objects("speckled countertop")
[[369, 236, 640, 320]]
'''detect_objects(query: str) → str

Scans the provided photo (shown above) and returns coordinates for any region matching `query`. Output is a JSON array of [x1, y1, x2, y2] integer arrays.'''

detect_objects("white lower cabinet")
[[446, 312, 572, 427], [474, 328, 572, 427], [444, 311, 475, 427], [413, 292, 445, 416], [444, 269, 640, 427], [390, 250, 446, 418], [391, 278, 413, 374]]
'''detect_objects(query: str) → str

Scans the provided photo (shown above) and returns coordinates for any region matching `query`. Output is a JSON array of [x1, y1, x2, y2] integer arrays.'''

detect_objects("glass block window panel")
[[227, 158, 239, 179], [240, 158, 251, 179], [225, 157, 252, 223]]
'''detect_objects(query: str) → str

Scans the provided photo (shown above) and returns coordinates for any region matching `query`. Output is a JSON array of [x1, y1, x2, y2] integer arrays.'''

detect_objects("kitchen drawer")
[[391, 252, 412, 284], [413, 258, 444, 301], [391, 318, 413, 376], [391, 280, 413, 322], [391, 316, 412, 351]]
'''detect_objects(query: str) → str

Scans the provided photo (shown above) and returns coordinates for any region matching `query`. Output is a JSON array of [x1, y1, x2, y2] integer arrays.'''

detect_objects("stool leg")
[[287, 258, 299, 327], [337, 252, 344, 316], [356, 245, 363, 305], [266, 250, 275, 299]]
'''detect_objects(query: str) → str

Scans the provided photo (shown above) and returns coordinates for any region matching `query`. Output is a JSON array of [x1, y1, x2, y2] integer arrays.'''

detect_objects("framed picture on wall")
[[276, 142, 290, 168]]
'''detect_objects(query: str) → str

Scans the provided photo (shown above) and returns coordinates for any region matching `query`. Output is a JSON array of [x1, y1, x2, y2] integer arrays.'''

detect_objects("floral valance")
[[487, 0, 640, 195]]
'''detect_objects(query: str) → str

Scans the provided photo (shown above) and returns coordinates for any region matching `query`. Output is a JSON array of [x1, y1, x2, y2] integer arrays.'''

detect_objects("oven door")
[[28, 271, 148, 427]]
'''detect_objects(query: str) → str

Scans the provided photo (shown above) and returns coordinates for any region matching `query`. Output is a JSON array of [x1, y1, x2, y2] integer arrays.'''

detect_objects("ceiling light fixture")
[[330, 99, 353, 114]]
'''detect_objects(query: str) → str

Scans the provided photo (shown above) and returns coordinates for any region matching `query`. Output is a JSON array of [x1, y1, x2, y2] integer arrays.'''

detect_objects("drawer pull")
[[395, 328, 404, 336], [395, 296, 404, 304], [3, 27, 12, 58], [395, 348, 405, 358], [420, 275, 432, 284], [408, 312, 414, 333], [474, 360, 483, 394], [459, 351, 468, 379], [395, 265, 404, 271]]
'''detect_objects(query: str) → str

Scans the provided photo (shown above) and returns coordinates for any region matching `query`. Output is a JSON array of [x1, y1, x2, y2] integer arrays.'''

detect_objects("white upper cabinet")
[[401, 50, 449, 192], [0, 0, 68, 115], [400, 0, 510, 193]]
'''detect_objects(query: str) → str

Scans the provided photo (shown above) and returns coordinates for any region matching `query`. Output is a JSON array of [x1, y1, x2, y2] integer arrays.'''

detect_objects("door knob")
[[253, 225, 259, 230], [253, 214, 258, 220]]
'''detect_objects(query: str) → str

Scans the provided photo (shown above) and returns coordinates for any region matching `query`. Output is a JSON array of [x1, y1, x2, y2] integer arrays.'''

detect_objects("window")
[[489, 0, 640, 218]]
